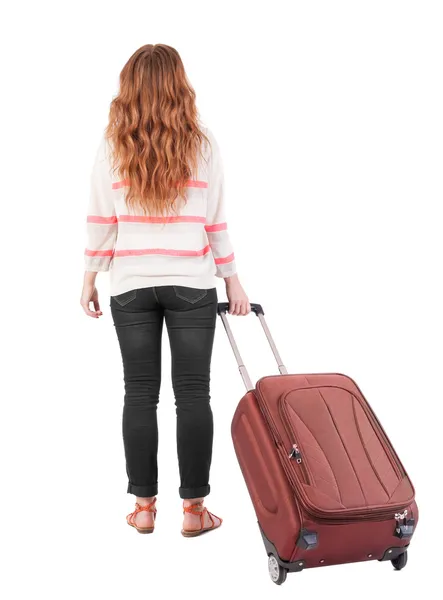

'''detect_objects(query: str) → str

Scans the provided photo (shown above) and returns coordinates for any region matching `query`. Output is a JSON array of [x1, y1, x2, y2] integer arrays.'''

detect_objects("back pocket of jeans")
[[173, 286, 207, 304], [112, 289, 137, 307]]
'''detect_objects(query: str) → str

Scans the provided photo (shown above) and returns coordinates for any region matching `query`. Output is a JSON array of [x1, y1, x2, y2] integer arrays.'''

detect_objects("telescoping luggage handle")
[[217, 302, 288, 391]]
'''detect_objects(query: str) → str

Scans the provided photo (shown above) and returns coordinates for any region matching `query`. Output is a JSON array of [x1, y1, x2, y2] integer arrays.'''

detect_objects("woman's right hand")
[[81, 272, 103, 318], [225, 274, 251, 315]]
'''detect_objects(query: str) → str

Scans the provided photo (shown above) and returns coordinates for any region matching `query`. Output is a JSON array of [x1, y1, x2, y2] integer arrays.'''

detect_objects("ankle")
[[183, 497, 203, 506], [136, 496, 155, 506]]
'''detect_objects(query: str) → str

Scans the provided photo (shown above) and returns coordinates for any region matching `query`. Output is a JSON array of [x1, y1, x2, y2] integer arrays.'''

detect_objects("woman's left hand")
[[225, 275, 251, 315], [81, 272, 103, 318]]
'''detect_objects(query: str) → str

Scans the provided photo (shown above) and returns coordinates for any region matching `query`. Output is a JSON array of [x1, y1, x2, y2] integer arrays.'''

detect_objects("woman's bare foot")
[[182, 498, 222, 535], [130, 496, 156, 529]]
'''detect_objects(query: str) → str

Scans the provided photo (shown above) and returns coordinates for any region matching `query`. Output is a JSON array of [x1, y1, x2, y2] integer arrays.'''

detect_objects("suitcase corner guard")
[[258, 523, 306, 573], [297, 529, 319, 550]]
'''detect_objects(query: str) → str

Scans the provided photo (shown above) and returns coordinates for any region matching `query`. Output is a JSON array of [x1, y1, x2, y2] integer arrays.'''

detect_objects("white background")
[[1, 1, 442, 598]]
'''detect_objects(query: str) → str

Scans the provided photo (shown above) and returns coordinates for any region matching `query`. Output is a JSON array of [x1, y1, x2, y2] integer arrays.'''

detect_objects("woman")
[[80, 44, 250, 536]]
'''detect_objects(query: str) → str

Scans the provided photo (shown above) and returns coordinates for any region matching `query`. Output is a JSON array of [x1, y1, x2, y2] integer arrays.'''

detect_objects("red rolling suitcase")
[[217, 302, 418, 585]]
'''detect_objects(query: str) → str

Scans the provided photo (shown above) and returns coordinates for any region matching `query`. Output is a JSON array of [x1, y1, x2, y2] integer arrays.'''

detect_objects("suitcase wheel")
[[391, 550, 408, 571], [268, 554, 288, 585]]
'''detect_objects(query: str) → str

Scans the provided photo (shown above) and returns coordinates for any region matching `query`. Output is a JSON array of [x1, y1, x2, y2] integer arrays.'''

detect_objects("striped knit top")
[[84, 128, 237, 296]]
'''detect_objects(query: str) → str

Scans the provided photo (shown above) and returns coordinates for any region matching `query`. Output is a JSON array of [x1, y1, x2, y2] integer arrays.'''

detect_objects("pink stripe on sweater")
[[205, 222, 227, 232], [114, 245, 211, 258], [87, 215, 118, 224], [112, 179, 208, 190], [112, 179, 130, 190], [186, 180, 208, 188], [214, 252, 235, 265], [119, 215, 206, 224], [85, 249, 114, 257]]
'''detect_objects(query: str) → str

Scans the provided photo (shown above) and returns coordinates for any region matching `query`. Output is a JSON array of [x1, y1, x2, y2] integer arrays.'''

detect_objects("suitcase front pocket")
[[279, 385, 412, 517]]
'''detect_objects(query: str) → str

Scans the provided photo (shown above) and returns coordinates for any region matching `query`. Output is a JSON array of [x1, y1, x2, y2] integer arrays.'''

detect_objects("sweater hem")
[[109, 274, 217, 297]]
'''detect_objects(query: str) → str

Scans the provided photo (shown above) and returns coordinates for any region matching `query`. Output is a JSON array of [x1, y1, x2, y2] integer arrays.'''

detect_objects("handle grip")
[[217, 302, 264, 316]]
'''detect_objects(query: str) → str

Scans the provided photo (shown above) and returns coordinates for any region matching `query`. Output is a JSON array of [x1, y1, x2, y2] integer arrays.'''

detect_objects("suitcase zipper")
[[288, 443, 302, 462], [279, 402, 313, 486], [288, 443, 311, 485]]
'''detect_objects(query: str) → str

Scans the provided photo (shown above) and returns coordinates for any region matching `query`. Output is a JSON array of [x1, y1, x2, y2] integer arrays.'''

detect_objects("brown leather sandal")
[[126, 498, 157, 534], [181, 501, 223, 538]]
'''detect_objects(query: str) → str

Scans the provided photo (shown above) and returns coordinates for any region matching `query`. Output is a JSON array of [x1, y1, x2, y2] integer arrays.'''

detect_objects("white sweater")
[[85, 128, 237, 296]]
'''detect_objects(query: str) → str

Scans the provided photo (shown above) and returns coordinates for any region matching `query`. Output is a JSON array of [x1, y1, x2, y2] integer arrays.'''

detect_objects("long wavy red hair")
[[105, 44, 208, 215]]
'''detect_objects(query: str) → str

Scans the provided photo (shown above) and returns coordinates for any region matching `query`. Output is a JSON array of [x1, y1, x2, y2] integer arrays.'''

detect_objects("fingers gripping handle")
[[217, 302, 264, 316], [217, 303, 288, 392]]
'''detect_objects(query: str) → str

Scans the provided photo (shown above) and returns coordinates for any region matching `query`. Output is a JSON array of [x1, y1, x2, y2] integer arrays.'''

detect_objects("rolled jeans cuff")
[[179, 484, 210, 499], [127, 482, 158, 497]]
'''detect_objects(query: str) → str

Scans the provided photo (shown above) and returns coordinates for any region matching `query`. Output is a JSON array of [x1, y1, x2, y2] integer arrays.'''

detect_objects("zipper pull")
[[289, 443, 302, 463]]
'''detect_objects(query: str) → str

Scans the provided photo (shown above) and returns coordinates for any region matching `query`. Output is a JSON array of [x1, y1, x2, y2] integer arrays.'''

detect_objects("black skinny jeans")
[[110, 285, 218, 499]]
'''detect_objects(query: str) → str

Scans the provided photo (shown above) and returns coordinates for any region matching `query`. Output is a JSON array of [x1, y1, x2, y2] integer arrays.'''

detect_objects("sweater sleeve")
[[205, 130, 237, 278], [84, 135, 118, 272]]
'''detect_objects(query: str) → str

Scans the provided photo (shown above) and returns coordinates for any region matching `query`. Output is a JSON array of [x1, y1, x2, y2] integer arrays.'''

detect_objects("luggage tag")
[[394, 510, 415, 539]]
